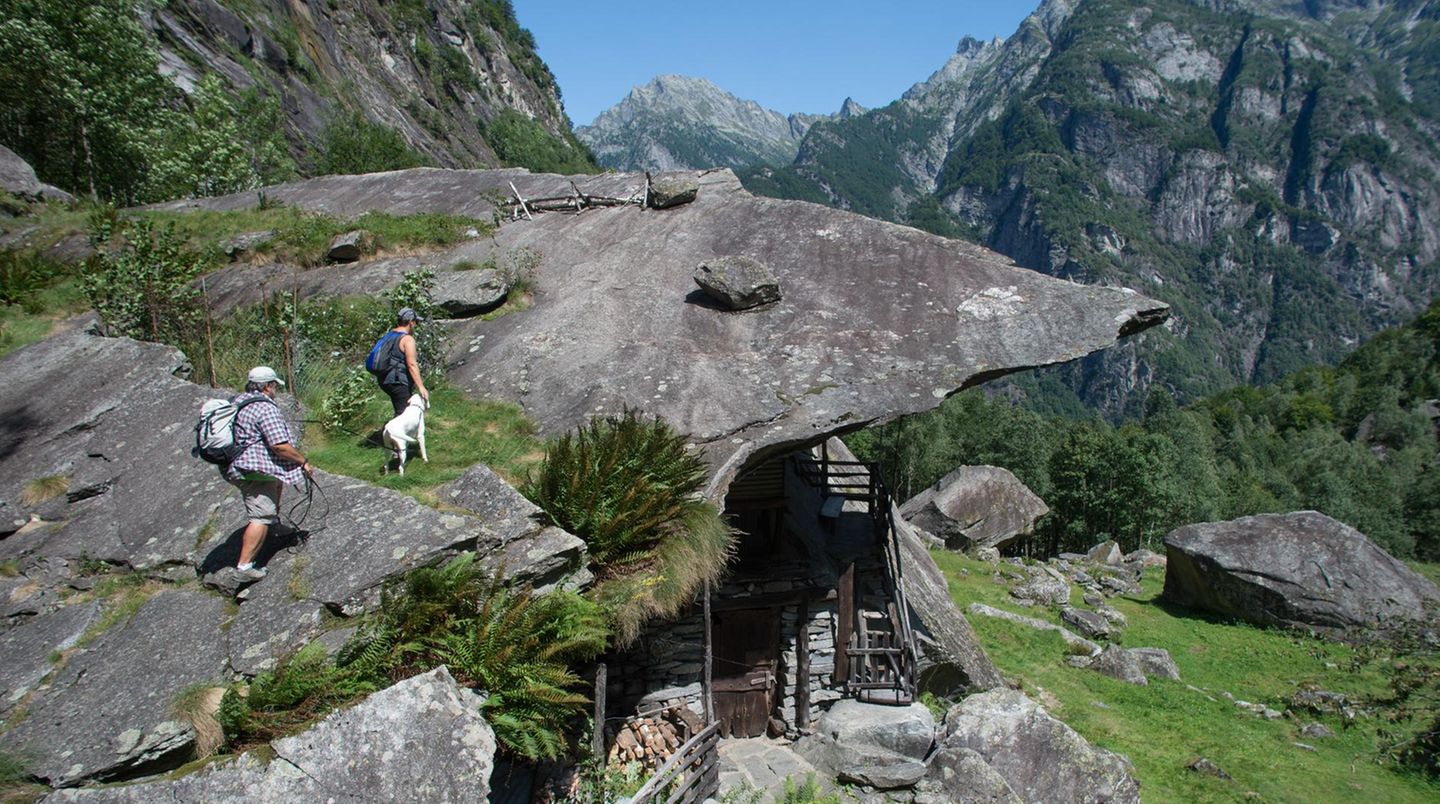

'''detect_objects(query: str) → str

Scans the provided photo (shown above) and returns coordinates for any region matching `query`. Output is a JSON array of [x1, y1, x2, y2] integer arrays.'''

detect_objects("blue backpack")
[[365, 331, 403, 378]]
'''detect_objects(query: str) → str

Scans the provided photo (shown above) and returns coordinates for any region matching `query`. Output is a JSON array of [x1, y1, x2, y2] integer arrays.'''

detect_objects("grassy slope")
[[932, 551, 1440, 802]]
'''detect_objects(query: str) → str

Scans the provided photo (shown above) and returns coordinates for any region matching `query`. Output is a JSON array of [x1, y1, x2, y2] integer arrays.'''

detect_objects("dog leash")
[[282, 473, 329, 549]]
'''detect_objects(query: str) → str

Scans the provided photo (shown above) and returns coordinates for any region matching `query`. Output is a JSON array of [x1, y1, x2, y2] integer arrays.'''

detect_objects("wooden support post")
[[508, 181, 533, 220], [835, 562, 854, 687], [592, 662, 607, 764], [796, 598, 811, 730], [703, 577, 714, 724]]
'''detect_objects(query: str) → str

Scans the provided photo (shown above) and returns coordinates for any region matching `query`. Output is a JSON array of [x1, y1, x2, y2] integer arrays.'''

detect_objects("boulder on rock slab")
[[647, 171, 699, 208], [941, 688, 1141, 803], [1163, 511, 1440, 636], [693, 256, 781, 310], [47, 668, 496, 802], [437, 464, 542, 544], [899, 466, 1048, 551], [794, 699, 934, 789], [433, 267, 511, 317], [1, 590, 231, 787], [326, 229, 370, 262], [478, 525, 591, 593]]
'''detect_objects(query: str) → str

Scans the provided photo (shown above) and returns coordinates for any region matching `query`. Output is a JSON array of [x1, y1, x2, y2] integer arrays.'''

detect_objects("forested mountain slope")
[[0, 0, 595, 203], [853, 297, 1440, 560], [746, 0, 1440, 417]]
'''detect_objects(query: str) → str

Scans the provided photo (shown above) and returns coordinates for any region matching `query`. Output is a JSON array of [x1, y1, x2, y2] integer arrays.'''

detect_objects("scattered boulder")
[[433, 266, 511, 317], [220, 231, 274, 261], [1060, 606, 1113, 640], [647, 171, 699, 208], [1011, 574, 1070, 606], [939, 688, 1141, 803], [1095, 604, 1128, 629], [794, 700, 933, 789], [0, 143, 43, 199], [326, 229, 370, 262], [899, 466, 1048, 551], [1300, 722, 1334, 739], [1090, 644, 1149, 685], [47, 667, 496, 802], [1123, 549, 1166, 570], [1086, 540, 1123, 566], [967, 603, 1099, 656], [976, 546, 1001, 564], [1186, 757, 1231, 780], [693, 256, 781, 310], [1129, 647, 1181, 681], [1163, 511, 1440, 635]]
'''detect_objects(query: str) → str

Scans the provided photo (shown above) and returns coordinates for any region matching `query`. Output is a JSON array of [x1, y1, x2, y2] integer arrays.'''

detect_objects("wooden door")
[[712, 608, 779, 738]]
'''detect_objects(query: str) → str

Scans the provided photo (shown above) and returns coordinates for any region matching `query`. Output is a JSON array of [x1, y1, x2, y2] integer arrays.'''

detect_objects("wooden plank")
[[592, 663, 607, 763], [835, 562, 854, 686], [703, 578, 713, 724], [796, 599, 810, 729]]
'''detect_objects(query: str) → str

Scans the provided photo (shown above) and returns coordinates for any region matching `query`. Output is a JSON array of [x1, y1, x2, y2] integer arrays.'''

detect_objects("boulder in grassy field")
[[1162, 511, 1440, 636], [900, 465, 1048, 551]]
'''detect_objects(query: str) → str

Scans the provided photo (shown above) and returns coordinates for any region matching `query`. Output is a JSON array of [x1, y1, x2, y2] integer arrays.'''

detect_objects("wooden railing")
[[629, 721, 721, 804], [796, 443, 918, 703]]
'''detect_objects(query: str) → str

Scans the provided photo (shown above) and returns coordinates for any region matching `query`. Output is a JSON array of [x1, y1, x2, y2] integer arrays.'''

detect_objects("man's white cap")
[[248, 366, 285, 386]]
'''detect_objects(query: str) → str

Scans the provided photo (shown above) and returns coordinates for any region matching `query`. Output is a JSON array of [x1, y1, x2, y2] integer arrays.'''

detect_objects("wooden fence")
[[629, 721, 721, 804]]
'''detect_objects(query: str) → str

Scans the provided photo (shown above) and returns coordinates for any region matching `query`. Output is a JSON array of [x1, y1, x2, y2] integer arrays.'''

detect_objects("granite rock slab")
[[46, 667, 496, 802], [1, 590, 230, 786]]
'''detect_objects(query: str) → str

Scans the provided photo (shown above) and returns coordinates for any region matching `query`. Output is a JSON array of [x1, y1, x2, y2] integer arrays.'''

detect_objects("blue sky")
[[514, 2, 1040, 126]]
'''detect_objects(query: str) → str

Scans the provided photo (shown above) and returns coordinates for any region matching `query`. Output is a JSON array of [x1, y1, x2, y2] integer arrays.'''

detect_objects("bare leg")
[[237, 521, 269, 567]]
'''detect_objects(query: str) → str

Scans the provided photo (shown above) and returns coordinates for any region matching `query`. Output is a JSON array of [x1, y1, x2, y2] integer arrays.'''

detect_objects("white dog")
[[382, 394, 428, 476]]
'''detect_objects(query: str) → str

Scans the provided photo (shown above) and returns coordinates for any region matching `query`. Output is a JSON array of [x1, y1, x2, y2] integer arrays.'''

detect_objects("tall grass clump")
[[220, 555, 607, 761], [523, 408, 710, 567], [524, 409, 735, 643]]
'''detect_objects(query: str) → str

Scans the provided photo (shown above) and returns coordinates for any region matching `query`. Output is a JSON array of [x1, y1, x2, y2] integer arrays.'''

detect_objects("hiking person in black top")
[[379, 307, 430, 416]]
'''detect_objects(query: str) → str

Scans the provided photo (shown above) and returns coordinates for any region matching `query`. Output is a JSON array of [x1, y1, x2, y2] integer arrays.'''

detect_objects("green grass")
[[304, 382, 543, 501], [136, 208, 490, 268], [0, 277, 88, 358], [936, 551, 1440, 802]]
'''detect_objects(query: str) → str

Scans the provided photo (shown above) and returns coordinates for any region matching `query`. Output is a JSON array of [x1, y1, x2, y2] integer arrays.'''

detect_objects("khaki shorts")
[[228, 476, 281, 525]]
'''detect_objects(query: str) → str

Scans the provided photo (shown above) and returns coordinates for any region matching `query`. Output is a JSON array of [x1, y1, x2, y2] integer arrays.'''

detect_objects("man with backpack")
[[225, 366, 313, 581], [368, 307, 431, 416]]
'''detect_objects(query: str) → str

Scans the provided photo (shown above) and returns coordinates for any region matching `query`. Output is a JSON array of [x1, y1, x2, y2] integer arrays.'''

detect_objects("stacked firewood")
[[607, 706, 704, 769]]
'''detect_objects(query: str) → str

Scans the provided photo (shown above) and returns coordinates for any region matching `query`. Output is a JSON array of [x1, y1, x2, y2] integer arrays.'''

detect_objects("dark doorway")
[[711, 607, 779, 738]]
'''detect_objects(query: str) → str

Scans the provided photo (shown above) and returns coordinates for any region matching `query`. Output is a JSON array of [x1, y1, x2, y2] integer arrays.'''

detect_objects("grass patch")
[[171, 685, 227, 760], [19, 475, 68, 506], [937, 551, 1440, 801], [0, 275, 88, 359], [77, 578, 159, 647], [0, 561, 18, 577], [305, 382, 542, 496], [137, 208, 489, 268]]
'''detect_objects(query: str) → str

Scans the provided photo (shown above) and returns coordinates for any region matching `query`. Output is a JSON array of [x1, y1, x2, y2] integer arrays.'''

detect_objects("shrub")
[[0, 251, 67, 312], [522, 408, 711, 567], [337, 555, 608, 760], [377, 268, 447, 371], [218, 642, 372, 744], [319, 367, 377, 432], [82, 218, 201, 343], [313, 111, 429, 176]]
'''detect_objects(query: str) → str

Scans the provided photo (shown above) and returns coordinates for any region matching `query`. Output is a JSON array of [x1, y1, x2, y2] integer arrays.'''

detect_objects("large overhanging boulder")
[[160, 168, 1166, 495], [899, 465, 1049, 551], [1162, 511, 1440, 636]]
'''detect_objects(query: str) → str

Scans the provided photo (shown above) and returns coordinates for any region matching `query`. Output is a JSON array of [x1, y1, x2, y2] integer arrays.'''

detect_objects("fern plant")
[[335, 554, 608, 761], [523, 408, 709, 567]]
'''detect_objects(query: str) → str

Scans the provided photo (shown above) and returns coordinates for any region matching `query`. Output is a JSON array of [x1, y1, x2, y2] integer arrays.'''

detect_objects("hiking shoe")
[[234, 565, 268, 582]]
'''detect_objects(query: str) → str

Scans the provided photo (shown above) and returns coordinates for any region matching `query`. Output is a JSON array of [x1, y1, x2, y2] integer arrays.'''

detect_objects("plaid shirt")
[[224, 391, 304, 485]]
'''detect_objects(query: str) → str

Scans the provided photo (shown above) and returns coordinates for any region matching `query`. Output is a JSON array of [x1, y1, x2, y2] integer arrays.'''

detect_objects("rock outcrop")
[[925, 688, 1141, 803], [1162, 511, 1440, 635], [159, 167, 1166, 495], [899, 465, 1048, 551], [47, 667, 496, 802]]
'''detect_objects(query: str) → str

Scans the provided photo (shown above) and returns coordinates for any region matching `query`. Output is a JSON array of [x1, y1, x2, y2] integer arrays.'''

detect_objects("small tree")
[[83, 219, 201, 344]]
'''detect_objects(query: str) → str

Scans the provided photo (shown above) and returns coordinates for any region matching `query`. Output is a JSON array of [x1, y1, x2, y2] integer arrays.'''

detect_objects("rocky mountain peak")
[[839, 97, 867, 118]]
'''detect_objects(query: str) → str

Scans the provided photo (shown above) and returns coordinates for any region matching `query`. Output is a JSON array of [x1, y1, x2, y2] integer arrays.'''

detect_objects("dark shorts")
[[382, 382, 413, 416]]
